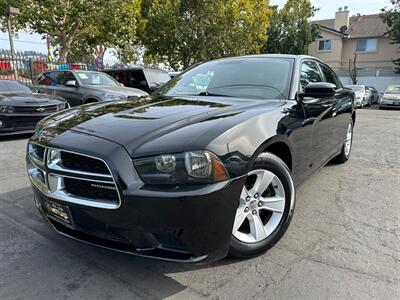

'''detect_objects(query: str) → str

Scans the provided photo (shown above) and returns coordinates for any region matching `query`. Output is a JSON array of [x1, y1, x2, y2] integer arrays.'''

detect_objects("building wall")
[[309, 30, 399, 72], [341, 37, 399, 69], [308, 31, 343, 70]]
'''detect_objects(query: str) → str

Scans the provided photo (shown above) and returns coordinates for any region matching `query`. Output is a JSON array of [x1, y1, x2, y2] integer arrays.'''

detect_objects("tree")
[[381, 0, 400, 72], [1, 0, 141, 63], [349, 52, 358, 84], [262, 0, 319, 55], [139, 0, 270, 70]]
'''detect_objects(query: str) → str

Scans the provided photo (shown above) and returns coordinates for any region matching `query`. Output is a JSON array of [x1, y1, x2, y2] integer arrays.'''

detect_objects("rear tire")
[[229, 152, 295, 258], [333, 121, 353, 164]]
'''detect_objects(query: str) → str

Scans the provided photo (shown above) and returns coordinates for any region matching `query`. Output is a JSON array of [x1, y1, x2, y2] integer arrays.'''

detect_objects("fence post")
[[28, 58, 34, 84]]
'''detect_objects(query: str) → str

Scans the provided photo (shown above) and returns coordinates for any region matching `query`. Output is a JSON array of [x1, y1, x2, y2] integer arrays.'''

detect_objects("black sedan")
[[0, 80, 67, 136], [26, 55, 355, 263]]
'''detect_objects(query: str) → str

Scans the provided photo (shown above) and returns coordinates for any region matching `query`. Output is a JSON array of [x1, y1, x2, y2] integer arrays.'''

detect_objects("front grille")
[[27, 144, 121, 209], [14, 105, 58, 114], [63, 177, 118, 204], [14, 120, 38, 129], [61, 151, 110, 175]]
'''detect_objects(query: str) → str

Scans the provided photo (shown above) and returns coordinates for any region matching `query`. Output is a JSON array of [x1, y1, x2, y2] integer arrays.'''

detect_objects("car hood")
[[0, 92, 65, 106], [82, 85, 148, 97], [38, 96, 283, 156]]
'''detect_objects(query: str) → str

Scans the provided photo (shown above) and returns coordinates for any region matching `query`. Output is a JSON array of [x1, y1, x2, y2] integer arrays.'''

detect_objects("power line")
[[0, 38, 46, 45]]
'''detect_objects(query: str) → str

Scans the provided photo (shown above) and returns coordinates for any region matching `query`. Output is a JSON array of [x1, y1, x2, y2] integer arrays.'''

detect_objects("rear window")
[[143, 69, 171, 86]]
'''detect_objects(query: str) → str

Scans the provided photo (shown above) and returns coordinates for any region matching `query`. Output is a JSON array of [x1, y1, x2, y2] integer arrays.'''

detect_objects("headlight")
[[0, 105, 15, 113], [56, 103, 66, 111], [134, 151, 229, 185], [102, 93, 125, 100]]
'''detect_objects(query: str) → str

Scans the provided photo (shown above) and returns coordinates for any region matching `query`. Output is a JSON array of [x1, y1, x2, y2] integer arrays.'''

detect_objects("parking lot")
[[0, 107, 399, 300]]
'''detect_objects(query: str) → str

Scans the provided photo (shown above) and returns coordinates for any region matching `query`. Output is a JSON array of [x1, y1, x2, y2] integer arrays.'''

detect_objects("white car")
[[380, 85, 400, 109], [345, 85, 370, 108]]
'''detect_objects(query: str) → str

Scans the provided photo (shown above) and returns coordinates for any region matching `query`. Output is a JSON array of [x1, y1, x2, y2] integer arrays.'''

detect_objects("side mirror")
[[65, 80, 78, 87], [118, 83, 124, 87], [299, 82, 336, 99]]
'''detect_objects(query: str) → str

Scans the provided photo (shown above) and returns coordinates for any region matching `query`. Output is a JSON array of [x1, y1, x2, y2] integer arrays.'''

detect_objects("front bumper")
[[27, 131, 245, 263], [0, 113, 50, 136], [380, 99, 400, 109]]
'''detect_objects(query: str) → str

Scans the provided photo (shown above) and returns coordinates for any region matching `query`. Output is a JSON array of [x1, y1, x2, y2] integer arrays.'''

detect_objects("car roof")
[[44, 69, 102, 74], [103, 67, 167, 72]]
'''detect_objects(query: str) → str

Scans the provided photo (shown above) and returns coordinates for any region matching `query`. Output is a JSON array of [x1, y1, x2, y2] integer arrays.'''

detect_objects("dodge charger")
[[26, 55, 355, 263]]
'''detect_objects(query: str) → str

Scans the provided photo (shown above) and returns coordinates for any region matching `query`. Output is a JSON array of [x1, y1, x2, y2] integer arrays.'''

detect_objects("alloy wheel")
[[232, 169, 285, 243], [344, 123, 353, 157]]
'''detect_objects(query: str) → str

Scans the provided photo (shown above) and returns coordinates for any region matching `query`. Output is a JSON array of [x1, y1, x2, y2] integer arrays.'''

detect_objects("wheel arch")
[[83, 97, 100, 104], [352, 111, 356, 125], [248, 136, 293, 173]]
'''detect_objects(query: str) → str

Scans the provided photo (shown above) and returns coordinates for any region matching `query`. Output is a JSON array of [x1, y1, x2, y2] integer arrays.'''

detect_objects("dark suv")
[[103, 67, 171, 94], [34, 70, 148, 107]]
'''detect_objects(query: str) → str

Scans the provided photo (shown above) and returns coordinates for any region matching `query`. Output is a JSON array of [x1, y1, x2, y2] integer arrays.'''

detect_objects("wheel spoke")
[[232, 210, 247, 233], [260, 196, 285, 213], [248, 213, 267, 241], [250, 171, 275, 195], [240, 186, 250, 202]]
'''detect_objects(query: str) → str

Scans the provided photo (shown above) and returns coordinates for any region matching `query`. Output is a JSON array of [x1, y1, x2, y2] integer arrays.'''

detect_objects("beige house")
[[309, 7, 399, 76]]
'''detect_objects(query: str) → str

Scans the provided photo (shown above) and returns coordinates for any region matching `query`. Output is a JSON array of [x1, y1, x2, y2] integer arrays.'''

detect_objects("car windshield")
[[76, 72, 118, 86], [385, 85, 400, 94], [156, 57, 293, 100], [0, 81, 32, 94]]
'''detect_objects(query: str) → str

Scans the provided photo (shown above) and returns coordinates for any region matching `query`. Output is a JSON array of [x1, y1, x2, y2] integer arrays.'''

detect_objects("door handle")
[[302, 117, 317, 126]]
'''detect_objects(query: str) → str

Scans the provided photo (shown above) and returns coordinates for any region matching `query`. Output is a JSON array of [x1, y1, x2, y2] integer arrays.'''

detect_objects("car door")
[[319, 62, 351, 152], [36, 71, 61, 97], [55, 71, 83, 107], [299, 60, 337, 169]]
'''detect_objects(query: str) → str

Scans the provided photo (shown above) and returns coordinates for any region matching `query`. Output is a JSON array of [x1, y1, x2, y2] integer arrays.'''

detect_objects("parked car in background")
[[169, 71, 181, 79], [380, 85, 400, 109], [367, 86, 380, 104], [345, 85, 370, 107], [26, 54, 355, 263], [34, 70, 148, 107], [103, 67, 171, 94], [0, 80, 67, 136]]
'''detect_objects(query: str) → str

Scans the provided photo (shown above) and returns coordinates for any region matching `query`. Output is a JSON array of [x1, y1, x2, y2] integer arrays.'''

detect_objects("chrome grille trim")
[[27, 144, 121, 209]]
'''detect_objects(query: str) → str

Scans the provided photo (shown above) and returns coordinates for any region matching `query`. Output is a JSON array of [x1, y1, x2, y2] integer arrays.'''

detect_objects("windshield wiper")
[[198, 92, 231, 97]]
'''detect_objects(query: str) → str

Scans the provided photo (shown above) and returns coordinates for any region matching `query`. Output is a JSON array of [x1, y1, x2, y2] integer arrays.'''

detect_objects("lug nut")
[[252, 210, 257, 215], [246, 196, 251, 201], [244, 207, 249, 212], [258, 201, 263, 207], [254, 193, 259, 198]]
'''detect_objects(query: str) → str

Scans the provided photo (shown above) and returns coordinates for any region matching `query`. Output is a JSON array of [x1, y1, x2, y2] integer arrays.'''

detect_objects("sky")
[[0, 0, 393, 57]]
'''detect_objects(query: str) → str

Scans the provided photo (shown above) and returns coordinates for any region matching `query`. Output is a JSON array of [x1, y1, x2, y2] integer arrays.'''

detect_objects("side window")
[[62, 71, 76, 86], [38, 71, 60, 86], [300, 61, 322, 89], [320, 64, 341, 88], [130, 70, 147, 88]]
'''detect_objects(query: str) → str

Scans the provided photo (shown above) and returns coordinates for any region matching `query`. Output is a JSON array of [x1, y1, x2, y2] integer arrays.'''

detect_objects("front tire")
[[229, 153, 295, 258]]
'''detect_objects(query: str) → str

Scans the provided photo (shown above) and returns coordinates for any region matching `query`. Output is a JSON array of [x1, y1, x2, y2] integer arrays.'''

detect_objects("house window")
[[318, 39, 332, 51], [356, 39, 377, 52]]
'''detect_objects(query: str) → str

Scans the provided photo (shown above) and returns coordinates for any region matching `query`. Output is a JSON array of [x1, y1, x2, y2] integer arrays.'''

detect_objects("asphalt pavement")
[[0, 107, 399, 299]]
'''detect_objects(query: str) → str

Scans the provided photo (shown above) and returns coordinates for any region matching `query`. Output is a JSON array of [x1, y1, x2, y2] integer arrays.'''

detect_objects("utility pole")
[[5, 6, 20, 80]]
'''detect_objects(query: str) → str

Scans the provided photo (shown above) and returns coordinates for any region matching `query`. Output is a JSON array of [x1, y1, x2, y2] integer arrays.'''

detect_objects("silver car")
[[345, 85, 371, 108], [380, 85, 400, 109], [35, 70, 148, 107]]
